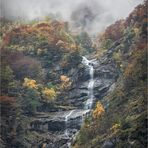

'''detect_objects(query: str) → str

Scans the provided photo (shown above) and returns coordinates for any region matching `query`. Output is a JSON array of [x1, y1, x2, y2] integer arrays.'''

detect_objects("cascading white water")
[[63, 56, 95, 147], [65, 110, 75, 137], [82, 56, 95, 109]]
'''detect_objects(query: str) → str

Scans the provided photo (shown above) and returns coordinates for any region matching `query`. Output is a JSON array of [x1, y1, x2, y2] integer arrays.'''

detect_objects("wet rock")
[[65, 48, 119, 108], [25, 45, 120, 147], [29, 110, 90, 133], [102, 140, 115, 148]]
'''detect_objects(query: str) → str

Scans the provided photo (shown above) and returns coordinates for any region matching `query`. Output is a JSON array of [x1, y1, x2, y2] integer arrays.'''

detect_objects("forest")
[[0, 0, 147, 148]]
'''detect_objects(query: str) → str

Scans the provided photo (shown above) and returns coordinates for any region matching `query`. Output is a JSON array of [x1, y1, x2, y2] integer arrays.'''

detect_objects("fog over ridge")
[[1, 0, 144, 34]]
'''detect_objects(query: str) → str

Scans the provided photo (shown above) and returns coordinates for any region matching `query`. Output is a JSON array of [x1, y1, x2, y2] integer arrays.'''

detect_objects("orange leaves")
[[1, 20, 78, 55], [60, 75, 72, 90], [23, 78, 38, 89], [93, 101, 105, 119], [60, 75, 70, 82], [34, 22, 51, 29]]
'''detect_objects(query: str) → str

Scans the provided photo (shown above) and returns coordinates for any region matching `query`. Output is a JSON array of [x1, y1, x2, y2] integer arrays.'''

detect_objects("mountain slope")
[[0, 1, 147, 148], [72, 1, 147, 148]]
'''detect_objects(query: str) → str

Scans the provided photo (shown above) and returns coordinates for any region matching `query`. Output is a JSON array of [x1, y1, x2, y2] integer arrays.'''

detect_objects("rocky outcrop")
[[29, 110, 90, 132], [24, 110, 90, 147], [102, 140, 115, 148], [65, 48, 119, 109], [21, 44, 121, 148], [23, 43, 121, 148]]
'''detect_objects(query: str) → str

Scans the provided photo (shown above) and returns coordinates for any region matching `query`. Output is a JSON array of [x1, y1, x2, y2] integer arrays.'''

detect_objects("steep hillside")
[[72, 2, 147, 148], [0, 1, 147, 148], [0, 17, 97, 147]]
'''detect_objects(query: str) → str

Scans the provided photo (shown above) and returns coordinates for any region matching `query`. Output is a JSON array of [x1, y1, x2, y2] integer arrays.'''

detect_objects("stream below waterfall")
[[65, 110, 75, 137]]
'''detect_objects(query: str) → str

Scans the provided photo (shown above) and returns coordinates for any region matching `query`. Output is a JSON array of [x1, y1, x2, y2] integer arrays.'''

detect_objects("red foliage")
[[1, 20, 68, 48], [10, 55, 41, 80], [125, 2, 147, 27], [1, 48, 42, 80], [0, 96, 17, 117], [102, 20, 125, 41], [35, 22, 51, 28], [1, 48, 24, 65], [0, 96, 16, 104]]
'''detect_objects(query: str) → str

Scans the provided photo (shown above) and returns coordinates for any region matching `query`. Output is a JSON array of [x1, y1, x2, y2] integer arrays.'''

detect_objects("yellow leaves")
[[42, 87, 56, 101], [60, 75, 72, 90], [110, 123, 121, 133], [93, 101, 105, 119], [60, 75, 70, 82], [23, 78, 56, 102], [23, 78, 38, 89]]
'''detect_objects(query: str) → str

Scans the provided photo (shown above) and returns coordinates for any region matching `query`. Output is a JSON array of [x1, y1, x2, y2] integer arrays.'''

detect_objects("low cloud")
[[1, 0, 144, 34]]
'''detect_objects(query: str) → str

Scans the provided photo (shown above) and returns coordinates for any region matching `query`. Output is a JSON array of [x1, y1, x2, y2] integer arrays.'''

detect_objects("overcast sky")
[[1, 0, 144, 34]]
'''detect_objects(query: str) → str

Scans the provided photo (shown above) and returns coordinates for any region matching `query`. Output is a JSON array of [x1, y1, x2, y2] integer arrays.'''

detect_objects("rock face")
[[30, 110, 90, 132], [26, 47, 120, 148], [102, 140, 115, 148], [66, 51, 119, 109], [25, 48, 118, 148], [17, 45, 119, 148], [28, 110, 90, 147]]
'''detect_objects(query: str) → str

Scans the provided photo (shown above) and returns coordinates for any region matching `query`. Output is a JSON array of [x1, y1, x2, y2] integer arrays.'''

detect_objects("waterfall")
[[82, 56, 95, 110], [63, 56, 95, 147], [65, 110, 75, 137]]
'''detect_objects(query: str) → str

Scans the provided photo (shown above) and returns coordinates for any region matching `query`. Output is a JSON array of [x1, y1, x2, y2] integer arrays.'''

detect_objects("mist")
[[1, 0, 144, 34]]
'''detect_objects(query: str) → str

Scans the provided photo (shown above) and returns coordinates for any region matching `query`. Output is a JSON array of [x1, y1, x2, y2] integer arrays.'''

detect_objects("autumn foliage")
[[22, 78, 57, 102], [110, 123, 121, 133], [60, 75, 70, 82], [1, 20, 77, 53], [93, 101, 105, 119], [42, 87, 56, 101], [23, 78, 38, 89], [99, 20, 125, 42], [1, 49, 42, 80], [60, 75, 72, 90], [0, 96, 16, 104], [0, 96, 17, 116]]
